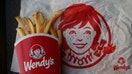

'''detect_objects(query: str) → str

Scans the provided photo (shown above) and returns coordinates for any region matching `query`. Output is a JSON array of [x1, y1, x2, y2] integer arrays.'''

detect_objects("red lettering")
[[67, 51, 94, 65], [78, 59, 84, 65], [113, 64, 131, 71]]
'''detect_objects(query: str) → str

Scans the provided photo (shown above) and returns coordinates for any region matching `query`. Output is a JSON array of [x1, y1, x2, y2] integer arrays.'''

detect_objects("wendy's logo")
[[113, 57, 131, 71], [30, 44, 45, 59], [54, 4, 116, 68]]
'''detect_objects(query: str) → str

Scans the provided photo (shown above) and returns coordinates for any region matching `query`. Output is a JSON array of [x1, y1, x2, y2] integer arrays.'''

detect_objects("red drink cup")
[[15, 34, 60, 74]]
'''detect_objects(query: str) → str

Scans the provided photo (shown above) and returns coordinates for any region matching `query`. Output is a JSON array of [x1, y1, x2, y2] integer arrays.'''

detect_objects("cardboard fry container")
[[14, 34, 60, 74]]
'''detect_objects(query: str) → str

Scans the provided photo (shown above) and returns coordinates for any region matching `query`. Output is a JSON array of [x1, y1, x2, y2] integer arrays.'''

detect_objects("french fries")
[[15, 10, 63, 44], [15, 16, 29, 34], [43, 10, 63, 33], [16, 27, 26, 37]]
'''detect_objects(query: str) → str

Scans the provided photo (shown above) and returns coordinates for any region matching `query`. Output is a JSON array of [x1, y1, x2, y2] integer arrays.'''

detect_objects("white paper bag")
[[11, 0, 132, 74]]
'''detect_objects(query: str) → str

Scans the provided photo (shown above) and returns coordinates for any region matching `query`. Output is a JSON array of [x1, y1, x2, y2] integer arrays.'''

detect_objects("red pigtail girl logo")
[[54, 4, 116, 68], [114, 57, 131, 71], [30, 44, 45, 59]]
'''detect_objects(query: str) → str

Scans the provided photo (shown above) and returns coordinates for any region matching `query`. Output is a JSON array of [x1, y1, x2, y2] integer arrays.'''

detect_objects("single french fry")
[[33, 12, 41, 33], [57, 30, 62, 44], [33, 11, 45, 33], [23, 17, 30, 33], [40, 24, 45, 33], [50, 27, 58, 37], [38, 11, 45, 33], [40, 19, 48, 33], [43, 10, 63, 33], [33, 24, 36, 33], [43, 19, 48, 31], [15, 16, 29, 34], [26, 18, 35, 34], [38, 11, 45, 25], [16, 27, 26, 38], [43, 21, 51, 33]]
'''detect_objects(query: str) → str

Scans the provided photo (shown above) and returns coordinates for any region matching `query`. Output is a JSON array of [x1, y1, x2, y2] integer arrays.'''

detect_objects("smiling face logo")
[[30, 44, 45, 59], [113, 57, 131, 71], [63, 22, 96, 55], [55, 4, 116, 68]]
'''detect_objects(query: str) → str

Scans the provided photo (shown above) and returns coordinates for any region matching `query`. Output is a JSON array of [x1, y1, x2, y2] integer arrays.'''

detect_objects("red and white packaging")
[[15, 34, 60, 74], [11, 0, 132, 74], [53, 3, 132, 74]]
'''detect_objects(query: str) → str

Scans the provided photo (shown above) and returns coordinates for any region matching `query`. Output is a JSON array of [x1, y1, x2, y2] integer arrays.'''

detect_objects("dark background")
[[5, 0, 20, 74], [0, 0, 6, 73]]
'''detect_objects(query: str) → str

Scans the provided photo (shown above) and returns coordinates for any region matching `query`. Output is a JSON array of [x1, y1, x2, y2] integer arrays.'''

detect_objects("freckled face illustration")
[[63, 22, 96, 54], [58, 4, 102, 55], [56, 4, 115, 68]]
